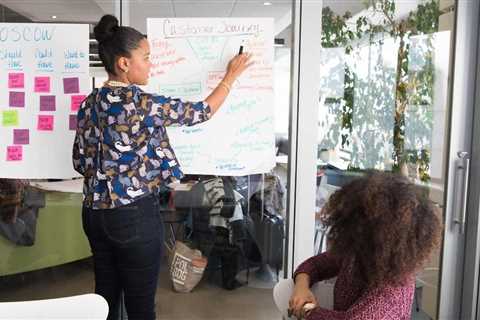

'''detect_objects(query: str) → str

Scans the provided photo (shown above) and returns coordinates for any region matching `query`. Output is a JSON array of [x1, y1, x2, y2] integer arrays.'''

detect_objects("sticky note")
[[69, 114, 77, 130], [34, 76, 51, 93], [9, 92, 25, 108], [8, 73, 24, 89], [63, 77, 80, 94], [40, 95, 56, 111], [6, 146, 22, 161], [71, 95, 86, 112], [37, 115, 54, 131], [2, 110, 19, 127], [13, 129, 30, 145]]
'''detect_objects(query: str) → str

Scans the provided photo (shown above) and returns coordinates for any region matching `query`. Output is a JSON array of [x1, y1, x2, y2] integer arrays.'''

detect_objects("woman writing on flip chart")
[[72, 14, 252, 320]]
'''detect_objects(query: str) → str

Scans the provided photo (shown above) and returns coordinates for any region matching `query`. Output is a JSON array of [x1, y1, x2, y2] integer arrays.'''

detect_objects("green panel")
[[0, 191, 91, 276]]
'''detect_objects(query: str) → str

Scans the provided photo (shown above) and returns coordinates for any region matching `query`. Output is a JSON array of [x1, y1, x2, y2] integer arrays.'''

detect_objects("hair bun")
[[94, 14, 119, 43]]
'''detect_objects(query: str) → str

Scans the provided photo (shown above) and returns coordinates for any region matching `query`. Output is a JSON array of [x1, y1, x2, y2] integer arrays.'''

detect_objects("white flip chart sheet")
[[0, 23, 89, 179], [147, 18, 275, 176]]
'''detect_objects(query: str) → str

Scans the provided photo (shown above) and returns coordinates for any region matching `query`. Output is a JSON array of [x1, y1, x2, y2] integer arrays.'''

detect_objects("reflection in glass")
[[316, 1, 454, 319], [0, 0, 115, 304]]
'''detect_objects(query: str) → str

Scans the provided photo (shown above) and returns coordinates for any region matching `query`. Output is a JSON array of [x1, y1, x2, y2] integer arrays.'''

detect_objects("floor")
[[0, 259, 281, 320], [412, 311, 433, 320], [0, 258, 434, 320]]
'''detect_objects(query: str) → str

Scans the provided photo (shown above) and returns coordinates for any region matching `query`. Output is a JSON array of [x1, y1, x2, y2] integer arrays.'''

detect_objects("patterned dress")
[[294, 252, 415, 320], [72, 85, 211, 209]]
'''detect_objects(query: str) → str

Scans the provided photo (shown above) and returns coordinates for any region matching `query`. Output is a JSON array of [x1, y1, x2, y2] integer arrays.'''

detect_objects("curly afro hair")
[[321, 171, 442, 288]]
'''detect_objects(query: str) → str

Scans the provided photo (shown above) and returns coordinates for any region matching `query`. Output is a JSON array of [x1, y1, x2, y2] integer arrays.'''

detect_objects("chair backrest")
[[0, 293, 108, 319]]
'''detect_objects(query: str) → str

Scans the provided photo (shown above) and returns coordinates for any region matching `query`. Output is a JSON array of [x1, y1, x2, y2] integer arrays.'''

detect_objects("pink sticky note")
[[37, 115, 54, 131], [9, 73, 24, 89], [9, 92, 25, 108], [35, 76, 51, 93], [70, 95, 86, 112], [7, 146, 23, 161], [69, 115, 77, 130], [63, 77, 80, 94], [40, 95, 56, 111], [13, 129, 30, 145]]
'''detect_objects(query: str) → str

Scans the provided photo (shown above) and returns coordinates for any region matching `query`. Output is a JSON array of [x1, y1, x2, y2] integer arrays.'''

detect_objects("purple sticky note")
[[69, 115, 77, 131], [37, 115, 54, 131], [9, 92, 25, 108], [71, 95, 86, 112], [40, 95, 56, 111], [8, 73, 24, 89], [6, 146, 22, 161], [34, 76, 51, 93], [63, 77, 80, 94], [13, 129, 30, 145]]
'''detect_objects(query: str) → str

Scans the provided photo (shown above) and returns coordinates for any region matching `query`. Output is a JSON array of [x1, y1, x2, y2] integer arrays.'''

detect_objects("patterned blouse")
[[294, 252, 415, 320], [72, 85, 211, 209]]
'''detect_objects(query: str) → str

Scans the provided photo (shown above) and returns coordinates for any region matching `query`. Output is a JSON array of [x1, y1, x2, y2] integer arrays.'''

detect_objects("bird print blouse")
[[72, 85, 211, 209]]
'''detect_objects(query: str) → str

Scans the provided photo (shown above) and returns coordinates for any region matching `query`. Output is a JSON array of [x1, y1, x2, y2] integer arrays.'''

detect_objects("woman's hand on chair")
[[289, 275, 317, 319]]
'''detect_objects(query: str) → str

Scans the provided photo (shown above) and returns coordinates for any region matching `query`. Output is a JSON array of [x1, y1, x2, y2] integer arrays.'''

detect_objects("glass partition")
[[0, 0, 116, 302], [314, 1, 455, 319], [0, 1, 294, 320], [126, 1, 293, 318]]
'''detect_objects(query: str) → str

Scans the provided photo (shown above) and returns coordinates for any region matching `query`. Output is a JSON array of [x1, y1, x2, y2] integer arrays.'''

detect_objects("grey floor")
[[412, 310, 433, 320], [0, 259, 281, 320], [0, 259, 433, 320]]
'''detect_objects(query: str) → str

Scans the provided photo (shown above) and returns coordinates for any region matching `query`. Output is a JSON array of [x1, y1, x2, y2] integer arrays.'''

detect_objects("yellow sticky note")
[[2, 110, 19, 127]]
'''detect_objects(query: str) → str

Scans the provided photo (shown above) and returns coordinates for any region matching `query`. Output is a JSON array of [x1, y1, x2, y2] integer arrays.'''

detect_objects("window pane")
[[1, 2, 293, 320], [316, 1, 455, 319], [0, 0, 115, 303], [126, 1, 292, 319]]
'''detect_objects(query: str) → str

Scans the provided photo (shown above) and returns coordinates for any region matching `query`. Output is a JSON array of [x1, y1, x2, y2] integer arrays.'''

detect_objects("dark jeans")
[[82, 194, 164, 320]]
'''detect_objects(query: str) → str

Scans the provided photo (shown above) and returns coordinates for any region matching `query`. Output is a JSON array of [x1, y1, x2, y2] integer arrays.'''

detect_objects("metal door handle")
[[453, 151, 470, 234]]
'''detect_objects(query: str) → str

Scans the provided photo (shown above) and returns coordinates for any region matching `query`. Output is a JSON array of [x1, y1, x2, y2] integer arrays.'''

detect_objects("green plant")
[[320, 0, 441, 181]]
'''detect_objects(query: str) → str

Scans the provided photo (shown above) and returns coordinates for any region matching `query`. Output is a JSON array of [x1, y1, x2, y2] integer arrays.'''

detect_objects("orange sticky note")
[[7, 146, 23, 161], [37, 115, 54, 131]]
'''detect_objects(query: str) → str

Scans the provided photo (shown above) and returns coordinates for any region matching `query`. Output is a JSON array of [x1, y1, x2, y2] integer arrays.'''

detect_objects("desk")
[[31, 179, 83, 193], [0, 186, 90, 276]]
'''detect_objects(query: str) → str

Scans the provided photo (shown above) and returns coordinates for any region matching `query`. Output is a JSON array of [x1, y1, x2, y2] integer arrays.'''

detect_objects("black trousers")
[[82, 194, 164, 320]]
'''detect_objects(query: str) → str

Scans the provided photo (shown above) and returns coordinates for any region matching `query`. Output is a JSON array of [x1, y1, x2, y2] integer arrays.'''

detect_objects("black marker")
[[238, 45, 243, 55]]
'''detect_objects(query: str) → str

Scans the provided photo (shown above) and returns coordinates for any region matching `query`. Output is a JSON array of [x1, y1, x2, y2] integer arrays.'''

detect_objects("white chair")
[[273, 279, 335, 319], [0, 293, 108, 319]]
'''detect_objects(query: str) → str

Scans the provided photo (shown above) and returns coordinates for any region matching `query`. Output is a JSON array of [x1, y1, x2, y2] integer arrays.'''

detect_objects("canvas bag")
[[168, 241, 208, 293]]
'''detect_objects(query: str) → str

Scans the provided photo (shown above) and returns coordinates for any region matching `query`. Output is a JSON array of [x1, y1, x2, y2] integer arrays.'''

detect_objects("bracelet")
[[222, 80, 232, 91], [218, 81, 231, 92]]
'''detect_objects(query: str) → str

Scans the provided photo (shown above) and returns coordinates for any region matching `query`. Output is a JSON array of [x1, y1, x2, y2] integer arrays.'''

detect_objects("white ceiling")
[[0, 0, 106, 23], [128, 0, 293, 34], [0, 0, 367, 36]]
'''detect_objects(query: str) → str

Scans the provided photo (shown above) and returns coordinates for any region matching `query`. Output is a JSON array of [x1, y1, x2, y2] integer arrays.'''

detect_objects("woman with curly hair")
[[288, 171, 442, 319]]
